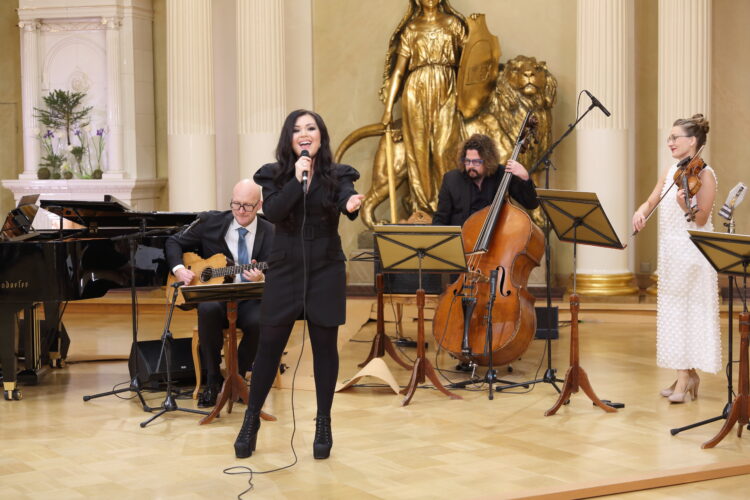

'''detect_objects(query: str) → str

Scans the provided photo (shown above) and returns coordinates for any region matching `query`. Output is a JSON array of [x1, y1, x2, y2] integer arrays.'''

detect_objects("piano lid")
[[1, 194, 40, 241], [40, 196, 197, 228]]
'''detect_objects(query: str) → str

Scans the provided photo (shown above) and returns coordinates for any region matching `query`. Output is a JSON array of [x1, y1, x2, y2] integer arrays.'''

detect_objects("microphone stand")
[[140, 283, 209, 427], [497, 102, 600, 394], [82, 219, 180, 409], [83, 218, 154, 409]]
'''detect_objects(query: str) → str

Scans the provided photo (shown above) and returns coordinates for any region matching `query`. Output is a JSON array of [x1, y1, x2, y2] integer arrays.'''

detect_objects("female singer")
[[233, 110, 363, 459], [632, 113, 720, 403]]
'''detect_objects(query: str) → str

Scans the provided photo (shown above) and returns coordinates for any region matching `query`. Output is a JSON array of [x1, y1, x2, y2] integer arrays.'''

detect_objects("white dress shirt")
[[226, 217, 258, 283]]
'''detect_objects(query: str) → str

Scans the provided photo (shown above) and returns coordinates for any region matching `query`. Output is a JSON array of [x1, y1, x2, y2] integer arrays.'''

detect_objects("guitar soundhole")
[[200, 268, 213, 282]]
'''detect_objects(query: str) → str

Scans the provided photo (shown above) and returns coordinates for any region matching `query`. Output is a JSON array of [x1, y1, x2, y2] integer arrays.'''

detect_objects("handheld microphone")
[[300, 149, 310, 193], [719, 182, 747, 220], [583, 90, 611, 117]]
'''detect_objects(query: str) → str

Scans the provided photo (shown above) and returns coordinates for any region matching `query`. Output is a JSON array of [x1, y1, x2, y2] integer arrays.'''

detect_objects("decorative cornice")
[[2, 178, 167, 196], [39, 20, 108, 32]]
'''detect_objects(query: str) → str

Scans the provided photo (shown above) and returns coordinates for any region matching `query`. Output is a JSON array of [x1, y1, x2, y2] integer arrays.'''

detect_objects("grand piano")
[[0, 195, 196, 400]]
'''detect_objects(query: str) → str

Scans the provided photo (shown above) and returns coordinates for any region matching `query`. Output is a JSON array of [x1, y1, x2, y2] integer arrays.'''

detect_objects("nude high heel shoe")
[[668, 378, 696, 404], [660, 380, 677, 397]]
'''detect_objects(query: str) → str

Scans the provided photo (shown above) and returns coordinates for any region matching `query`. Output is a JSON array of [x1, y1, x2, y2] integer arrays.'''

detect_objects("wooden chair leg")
[[191, 327, 201, 400]]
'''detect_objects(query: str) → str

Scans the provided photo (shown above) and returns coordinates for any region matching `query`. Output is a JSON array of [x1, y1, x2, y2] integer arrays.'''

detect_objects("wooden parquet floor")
[[1, 297, 748, 499]]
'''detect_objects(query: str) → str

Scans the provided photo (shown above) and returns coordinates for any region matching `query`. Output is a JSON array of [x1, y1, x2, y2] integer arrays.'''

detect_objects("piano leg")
[[18, 305, 43, 385], [42, 302, 69, 369], [0, 305, 22, 401]]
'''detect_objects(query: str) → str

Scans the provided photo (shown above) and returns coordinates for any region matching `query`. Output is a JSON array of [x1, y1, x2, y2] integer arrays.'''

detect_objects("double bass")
[[432, 112, 544, 366]]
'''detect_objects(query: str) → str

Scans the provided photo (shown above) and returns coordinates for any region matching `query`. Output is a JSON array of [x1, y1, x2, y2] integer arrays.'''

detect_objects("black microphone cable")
[[223, 167, 310, 498]]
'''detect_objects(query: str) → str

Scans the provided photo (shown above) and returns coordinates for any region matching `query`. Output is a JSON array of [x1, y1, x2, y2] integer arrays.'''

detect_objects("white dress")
[[656, 163, 721, 373]]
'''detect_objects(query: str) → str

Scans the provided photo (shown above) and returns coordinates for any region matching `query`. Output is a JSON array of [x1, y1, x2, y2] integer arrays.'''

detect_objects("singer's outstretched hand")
[[295, 154, 312, 183], [346, 194, 365, 213], [174, 267, 194, 286]]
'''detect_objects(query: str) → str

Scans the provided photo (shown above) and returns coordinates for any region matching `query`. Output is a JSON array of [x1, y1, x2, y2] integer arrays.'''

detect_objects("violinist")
[[432, 134, 539, 226], [631, 113, 720, 404]]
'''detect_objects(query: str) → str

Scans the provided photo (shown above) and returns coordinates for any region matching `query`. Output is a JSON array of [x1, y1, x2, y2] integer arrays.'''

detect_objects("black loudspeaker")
[[128, 338, 198, 386], [535, 306, 559, 339]]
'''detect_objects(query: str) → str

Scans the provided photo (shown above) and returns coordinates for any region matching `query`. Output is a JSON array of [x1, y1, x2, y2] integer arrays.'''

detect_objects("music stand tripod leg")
[[200, 300, 276, 425], [545, 293, 615, 415], [359, 274, 411, 370], [401, 289, 461, 406], [703, 311, 750, 448]]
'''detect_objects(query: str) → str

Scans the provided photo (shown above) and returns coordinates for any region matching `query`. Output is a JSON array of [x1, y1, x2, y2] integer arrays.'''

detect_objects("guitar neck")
[[212, 262, 268, 278]]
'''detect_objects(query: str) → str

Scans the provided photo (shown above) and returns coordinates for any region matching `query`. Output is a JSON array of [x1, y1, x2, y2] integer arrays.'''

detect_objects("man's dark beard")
[[466, 168, 482, 179]]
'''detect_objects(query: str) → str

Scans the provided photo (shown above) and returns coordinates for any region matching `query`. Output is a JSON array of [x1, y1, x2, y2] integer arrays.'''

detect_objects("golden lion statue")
[[335, 55, 557, 229]]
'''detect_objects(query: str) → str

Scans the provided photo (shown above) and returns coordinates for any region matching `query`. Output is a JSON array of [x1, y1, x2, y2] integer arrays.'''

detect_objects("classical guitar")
[[166, 252, 268, 306]]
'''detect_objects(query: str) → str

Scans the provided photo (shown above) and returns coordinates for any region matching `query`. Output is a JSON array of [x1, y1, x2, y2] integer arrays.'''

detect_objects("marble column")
[[658, 0, 711, 169], [574, 0, 638, 295], [648, 0, 712, 294], [167, 0, 216, 211], [103, 16, 124, 179], [18, 20, 40, 180], [236, 0, 286, 179]]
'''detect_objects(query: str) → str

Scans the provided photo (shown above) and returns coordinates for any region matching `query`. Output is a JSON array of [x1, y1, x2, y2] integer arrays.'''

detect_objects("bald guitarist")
[[166, 179, 274, 408]]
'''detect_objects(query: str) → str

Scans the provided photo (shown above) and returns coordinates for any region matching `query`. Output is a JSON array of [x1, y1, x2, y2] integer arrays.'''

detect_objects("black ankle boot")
[[313, 415, 332, 459], [234, 408, 261, 458]]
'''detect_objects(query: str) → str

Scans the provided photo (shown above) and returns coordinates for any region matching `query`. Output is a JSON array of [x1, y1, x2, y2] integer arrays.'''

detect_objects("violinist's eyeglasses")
[[463, 158, 484, 166], [230, 201, 259, 212], [666, 134, 691, 144]]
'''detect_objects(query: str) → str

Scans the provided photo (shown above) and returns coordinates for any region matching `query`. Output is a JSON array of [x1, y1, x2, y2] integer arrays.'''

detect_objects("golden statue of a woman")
[[380, 0, 468, 215]]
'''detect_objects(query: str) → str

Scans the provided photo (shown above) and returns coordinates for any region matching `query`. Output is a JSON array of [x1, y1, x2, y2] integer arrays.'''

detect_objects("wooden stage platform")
[[1, 294, 748, 498]]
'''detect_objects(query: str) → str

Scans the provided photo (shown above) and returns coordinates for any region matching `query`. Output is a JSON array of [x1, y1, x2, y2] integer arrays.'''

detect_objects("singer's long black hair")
[[273, 109, 339, 231]]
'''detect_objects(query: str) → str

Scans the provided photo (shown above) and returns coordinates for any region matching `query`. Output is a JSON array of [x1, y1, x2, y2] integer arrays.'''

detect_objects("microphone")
[[300, 149, 310, 193], [719, 182, 747, 220], [583, 90, 611, 117], [171, 281, 185, 288], [179, 212, 207, 239], [489, 268, 498, 298]]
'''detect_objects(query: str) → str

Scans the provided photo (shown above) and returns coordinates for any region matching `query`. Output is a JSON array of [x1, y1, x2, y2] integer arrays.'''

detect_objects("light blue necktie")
[[237, 227, 249, 282]]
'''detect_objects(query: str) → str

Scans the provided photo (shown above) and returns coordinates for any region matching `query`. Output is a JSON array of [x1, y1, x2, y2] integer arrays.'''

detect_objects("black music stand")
[[534, 189, 623, 416], [179, 282, 275, 425], [374, 225, 465, 406], [140, 284, 209, 427], [674, 231, 750, 448]]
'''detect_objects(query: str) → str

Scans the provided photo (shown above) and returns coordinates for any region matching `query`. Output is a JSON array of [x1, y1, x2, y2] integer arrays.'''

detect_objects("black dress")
[[253, 163, 360, 327]]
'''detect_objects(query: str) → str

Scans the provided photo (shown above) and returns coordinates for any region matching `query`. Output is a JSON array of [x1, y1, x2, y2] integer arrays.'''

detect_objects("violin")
[[632, 145, 707, 235], [673, 145, 706, 222]]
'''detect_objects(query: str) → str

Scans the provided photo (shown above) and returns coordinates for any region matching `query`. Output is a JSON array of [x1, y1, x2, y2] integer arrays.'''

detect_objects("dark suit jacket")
[[165, 210, 274, 276], [432, 168, 539, 226], [254, 162, 359, 327]]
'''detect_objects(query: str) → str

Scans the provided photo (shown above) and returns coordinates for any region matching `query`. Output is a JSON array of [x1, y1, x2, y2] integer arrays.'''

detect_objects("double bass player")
[[432, 134, 539, 226]]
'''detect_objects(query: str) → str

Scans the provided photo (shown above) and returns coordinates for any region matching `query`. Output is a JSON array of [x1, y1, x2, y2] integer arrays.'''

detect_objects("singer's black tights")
[[248, 322, 339, 416]]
